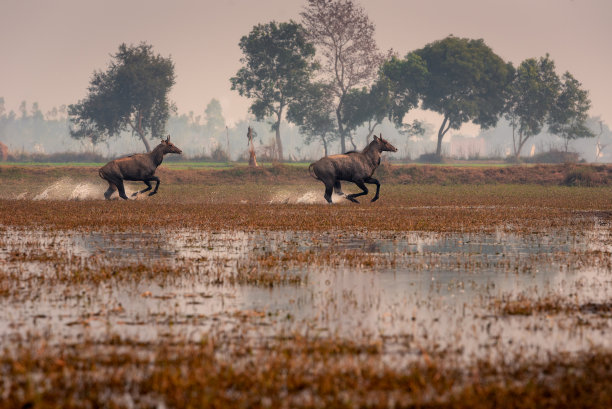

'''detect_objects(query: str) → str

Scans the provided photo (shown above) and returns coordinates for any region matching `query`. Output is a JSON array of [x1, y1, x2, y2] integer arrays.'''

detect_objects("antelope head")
[[160, 135, 182, 154], [374, 134, 397, 152]]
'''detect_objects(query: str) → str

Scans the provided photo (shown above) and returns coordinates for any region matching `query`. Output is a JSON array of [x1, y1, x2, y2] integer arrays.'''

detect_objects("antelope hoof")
[[131, 192, 139, 197], [148, 191, 158, 196], [347, 196, 359, 203], [371, 196, 379, 202]]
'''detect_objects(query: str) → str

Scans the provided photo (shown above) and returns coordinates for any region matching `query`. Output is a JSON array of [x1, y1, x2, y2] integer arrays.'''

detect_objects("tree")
[[68, 43, 175, 152], [204, 98, 226, 135], [342, 81, 391, 145], [287, 82, 337, 156], [547, 72, 594, 151], [419, 36, 513, 157], [505, 55, 560, 159], [383, 36, 513, 158], [230, 21, 317, 161], [380, 54, 428, 129], [301, 0, 384, 153]]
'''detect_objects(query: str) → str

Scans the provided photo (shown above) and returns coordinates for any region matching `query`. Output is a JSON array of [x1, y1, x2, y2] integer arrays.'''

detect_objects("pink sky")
[[1, 0, 610, 132]]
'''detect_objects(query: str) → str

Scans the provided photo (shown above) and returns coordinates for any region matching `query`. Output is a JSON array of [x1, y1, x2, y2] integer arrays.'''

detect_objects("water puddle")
[[0, 222, 610, 361]]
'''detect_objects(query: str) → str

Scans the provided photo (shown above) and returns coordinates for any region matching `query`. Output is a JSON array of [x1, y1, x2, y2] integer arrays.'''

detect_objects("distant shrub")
[[563, 166, 602, 187], [524, 150, 581, 164], [417, 153, 445, 163], [8, 151, 107, 163]]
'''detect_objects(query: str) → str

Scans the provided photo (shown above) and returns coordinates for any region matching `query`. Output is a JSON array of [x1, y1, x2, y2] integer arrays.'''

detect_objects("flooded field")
[[0, 166, 611, 407], [2, 226, 611, 358]]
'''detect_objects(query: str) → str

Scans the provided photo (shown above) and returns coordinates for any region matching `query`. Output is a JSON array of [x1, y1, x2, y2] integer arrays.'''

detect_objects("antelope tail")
[[308, 163, 320, 181]]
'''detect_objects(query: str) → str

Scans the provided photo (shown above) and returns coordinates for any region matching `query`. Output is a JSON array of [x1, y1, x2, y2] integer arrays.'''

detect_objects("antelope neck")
[[362, 141, 381, 168], [150, 144, 166, 166]]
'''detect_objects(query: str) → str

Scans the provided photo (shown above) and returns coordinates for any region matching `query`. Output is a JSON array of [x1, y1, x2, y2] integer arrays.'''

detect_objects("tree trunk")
[[321, 135, 328, 157], [347, 132, 357, 150], [511, 122, 518, 157], [365, 120, 378, 144], [247, 127, 257, 167], [514, 132, 527, 161], [275, 111, 284, 162], [248, 142, 258, 167], [336, 106, 346, 153], [131, 111, 151, 152], [435, 115, 450, 157], [138, 132, 151, 153]]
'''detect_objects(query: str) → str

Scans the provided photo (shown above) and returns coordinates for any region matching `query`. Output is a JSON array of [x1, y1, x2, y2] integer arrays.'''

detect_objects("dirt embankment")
[[1, 163, 611, 186]]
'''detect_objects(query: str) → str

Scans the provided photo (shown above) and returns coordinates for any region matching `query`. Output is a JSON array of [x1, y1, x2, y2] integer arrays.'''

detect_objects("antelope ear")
[[166, 135, 171, 142], [373, 135, 379, 141]]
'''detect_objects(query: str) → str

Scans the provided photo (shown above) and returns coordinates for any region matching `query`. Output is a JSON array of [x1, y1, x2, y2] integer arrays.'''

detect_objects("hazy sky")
[[2, 0, 611, 133]]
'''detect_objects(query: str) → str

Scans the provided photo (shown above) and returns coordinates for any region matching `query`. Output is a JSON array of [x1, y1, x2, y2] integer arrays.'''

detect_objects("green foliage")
[[230, 21, 316, 160], [286, 82, 337, 155], [68, 43, 175, 151], [505, 55, 561, 157], [230, 21, 316, 110], [382, 36, 513, 157], [380, 54, 428, 126], [342, 81, 391, 137], [547, 72, 594, 150]]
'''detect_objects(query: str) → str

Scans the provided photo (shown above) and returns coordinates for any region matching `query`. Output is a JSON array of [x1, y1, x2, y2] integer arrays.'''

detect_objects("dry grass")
[[2, 162, 611, 185], [493, 293, 612, 316], [1, 336, 610, 409], [1, 198, 610, 233], [1, 165, 611, 408]]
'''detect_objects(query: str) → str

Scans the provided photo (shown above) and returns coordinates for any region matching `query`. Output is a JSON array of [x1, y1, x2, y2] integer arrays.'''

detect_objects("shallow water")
[[1, 222, 610, 361]]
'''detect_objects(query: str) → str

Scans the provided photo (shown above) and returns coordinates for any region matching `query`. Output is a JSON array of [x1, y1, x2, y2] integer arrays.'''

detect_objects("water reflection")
[[0, 224, 610, 361]]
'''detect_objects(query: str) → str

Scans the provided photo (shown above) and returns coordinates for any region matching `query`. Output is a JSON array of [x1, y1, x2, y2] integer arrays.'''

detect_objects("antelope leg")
[[333, 180, 344, 196], [324, 184, 333, 204], [346, 181, 368, 203], [116, 180, 129, 200], [365, 177, 381, 202], [133, 180, 153, 197], [104, 183, 117, 200], [148, 176, 161, 196]]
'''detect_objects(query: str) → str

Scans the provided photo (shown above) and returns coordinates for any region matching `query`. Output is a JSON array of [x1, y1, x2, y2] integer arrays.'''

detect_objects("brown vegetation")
[[2, 162, 612, 186], [1, 337, 610, 409], [1, 164, 611, 408]]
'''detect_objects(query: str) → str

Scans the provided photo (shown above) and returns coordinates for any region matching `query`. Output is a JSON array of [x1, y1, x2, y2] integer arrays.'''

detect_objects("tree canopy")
[[68, 43, 175, 152], [382, 36, 514, 157], [505, 55, 561, 159], [230, 21, 317, 161], [301, 0, 384, 153], [341, 81, 392, 146], [547, 72, 594, 151], [287, 81, 337, 156]]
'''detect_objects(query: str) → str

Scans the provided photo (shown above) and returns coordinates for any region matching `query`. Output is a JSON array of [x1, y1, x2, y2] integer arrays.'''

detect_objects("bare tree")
[[301, 0, 384, 153]]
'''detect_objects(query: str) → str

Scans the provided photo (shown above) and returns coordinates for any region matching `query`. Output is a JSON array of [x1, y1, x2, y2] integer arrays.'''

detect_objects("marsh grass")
[[492, 293, 612, 316], [1, 165, 611, 408], [1, 336, 610, 409]]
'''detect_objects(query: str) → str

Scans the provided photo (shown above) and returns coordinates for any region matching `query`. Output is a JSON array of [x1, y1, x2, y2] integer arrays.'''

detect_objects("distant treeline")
[[1, 98, 611, 163]]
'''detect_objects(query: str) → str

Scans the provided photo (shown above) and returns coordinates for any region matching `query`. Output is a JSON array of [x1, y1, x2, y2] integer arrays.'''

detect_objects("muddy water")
[[1, 223, 610, 361]]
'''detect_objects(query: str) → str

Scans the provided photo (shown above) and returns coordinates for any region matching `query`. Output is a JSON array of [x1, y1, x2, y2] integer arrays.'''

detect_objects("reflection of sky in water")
[[0, 223, 610, 360]]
